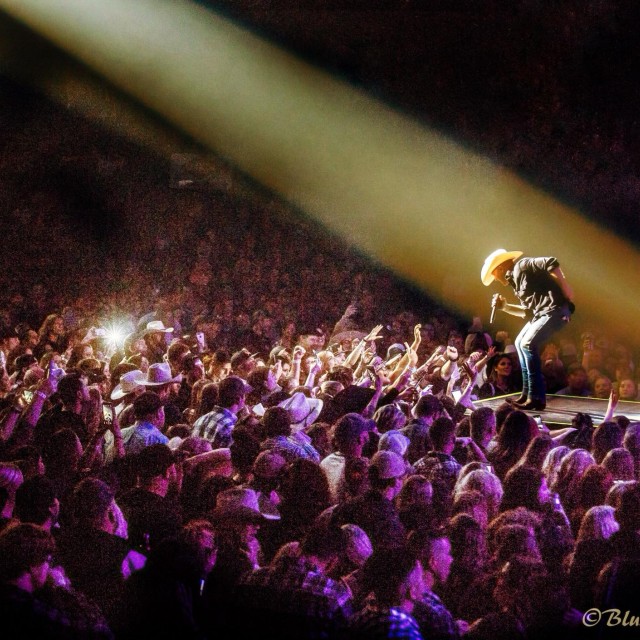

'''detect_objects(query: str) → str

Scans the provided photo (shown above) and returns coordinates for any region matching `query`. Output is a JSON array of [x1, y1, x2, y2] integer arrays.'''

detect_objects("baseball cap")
[[370, 450, 406, 480]]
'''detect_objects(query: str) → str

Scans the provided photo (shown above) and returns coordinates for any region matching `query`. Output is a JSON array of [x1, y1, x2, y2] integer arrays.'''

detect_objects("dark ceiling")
[[2, 0, 640, 245], [199, 1, 640, 243]]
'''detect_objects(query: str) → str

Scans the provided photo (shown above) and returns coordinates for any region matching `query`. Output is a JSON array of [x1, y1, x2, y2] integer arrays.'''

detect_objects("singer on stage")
[[481, 249, 575, 410]]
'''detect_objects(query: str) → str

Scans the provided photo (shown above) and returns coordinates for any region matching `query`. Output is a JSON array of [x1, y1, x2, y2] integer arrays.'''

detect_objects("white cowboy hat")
[[110, 369, 146, 400], [142, 362, 182, 386], [144, 320, 174, 334], [480, 249, 523, 286], [278, 392, 323, 432]]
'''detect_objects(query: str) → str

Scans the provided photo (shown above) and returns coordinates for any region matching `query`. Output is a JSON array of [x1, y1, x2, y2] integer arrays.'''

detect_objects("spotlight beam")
[[0, 0, 638, 337]]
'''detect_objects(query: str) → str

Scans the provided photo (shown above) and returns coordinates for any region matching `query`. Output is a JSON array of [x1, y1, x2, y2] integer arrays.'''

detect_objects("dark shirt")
[[441, 563, 487, 620], [202, 541, 256, 637], [35, 405, 89, 448], [506, 256, 570, 319], [34, 336, 67, 361], [55, 527, 133, 623], [332, 489, 406, 551], [607, 529, 640, 561], [349, 602, 424, 639], [555, 386, 590, 397], [569, 539, 613, 611], [0, 583, 113, 640], [114, 539, 207, 640], [233, 555, 352, 639], [457, 571, 500, 624], [163, 400, 183, 428], [399, 504, 434, 534], [478, 379, 519, 400], [413, 590, 459, 640], [174, 379, 192, 414], [118, 487, 182, 553]]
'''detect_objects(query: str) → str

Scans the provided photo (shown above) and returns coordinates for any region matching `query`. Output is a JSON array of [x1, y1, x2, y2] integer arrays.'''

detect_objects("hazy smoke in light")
[[1, 0, 638, 337]]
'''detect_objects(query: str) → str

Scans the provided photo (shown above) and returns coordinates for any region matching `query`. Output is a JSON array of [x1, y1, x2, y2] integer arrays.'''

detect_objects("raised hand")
[[405, 342, 418, 366], [364, 324, 384, 342], [309, 358, 322, 377], [292, 345, 306, 361], [409, 323, 422, 352]]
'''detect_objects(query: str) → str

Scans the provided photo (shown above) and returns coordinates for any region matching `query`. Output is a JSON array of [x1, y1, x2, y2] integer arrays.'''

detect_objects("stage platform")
[[475, 393, 640, 427]]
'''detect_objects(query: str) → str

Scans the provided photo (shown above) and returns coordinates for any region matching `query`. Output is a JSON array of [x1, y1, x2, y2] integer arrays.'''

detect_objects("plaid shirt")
[[238, 555, 352, 622], [412, 452, 461, 492], [191, 406, 237, 447], [0, 584, 113, 639], [121, 421, 169, 455], [349, 603, 424, 639], [413, 590, 459, 640], [261, 435, 320, 463]]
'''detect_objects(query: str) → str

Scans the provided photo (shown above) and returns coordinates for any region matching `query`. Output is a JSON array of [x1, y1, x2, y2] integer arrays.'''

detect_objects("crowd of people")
[[0, 299, 638, 639], [1, 73, 640, 639]]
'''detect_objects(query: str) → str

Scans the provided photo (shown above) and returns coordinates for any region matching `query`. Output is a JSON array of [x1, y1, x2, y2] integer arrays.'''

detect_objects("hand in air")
[[364, 324, 384, 342]]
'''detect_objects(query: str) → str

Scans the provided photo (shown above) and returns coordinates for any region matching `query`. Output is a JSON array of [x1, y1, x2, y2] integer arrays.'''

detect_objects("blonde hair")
[[541, 446, 570, 489], [551, 448, 595, 496], [577, 505, 619, 543], [454, 470, 503, 519]]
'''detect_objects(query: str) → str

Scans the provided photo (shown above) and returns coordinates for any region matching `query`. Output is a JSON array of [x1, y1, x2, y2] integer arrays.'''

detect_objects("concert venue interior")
[[0, 2, 638, 638]]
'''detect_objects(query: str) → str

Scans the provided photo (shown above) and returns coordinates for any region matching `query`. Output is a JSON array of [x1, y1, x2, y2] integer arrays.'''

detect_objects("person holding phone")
[[481, 249, 575, 411]]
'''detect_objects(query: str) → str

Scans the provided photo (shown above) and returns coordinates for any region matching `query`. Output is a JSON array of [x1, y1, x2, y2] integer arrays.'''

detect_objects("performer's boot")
[[516, 398, 546, 411]]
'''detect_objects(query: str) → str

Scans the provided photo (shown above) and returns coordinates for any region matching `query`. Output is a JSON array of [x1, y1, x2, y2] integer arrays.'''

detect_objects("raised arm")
[[288, 345, 305, 388]]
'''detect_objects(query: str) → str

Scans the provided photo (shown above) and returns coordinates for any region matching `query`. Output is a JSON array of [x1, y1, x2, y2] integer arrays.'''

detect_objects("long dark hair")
[[279, 459, 331, 525], [493, 410, 533, 463], [500, 466, 544, 513]]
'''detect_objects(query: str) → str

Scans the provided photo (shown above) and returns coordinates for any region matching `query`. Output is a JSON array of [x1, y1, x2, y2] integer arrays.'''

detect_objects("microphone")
[[490, 297, 497, 324]]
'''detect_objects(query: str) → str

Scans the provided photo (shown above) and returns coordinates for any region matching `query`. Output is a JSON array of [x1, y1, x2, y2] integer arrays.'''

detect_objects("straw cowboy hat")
[[110, 369, 146, 400], [480, 249, 523, 286]]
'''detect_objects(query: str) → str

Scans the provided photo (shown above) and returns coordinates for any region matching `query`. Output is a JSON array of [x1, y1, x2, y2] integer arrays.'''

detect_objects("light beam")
[[0, 0, 638, 337]]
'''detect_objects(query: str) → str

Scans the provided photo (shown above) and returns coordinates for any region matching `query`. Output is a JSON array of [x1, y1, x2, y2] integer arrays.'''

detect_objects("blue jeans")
[[514, 310, 569, 401]]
